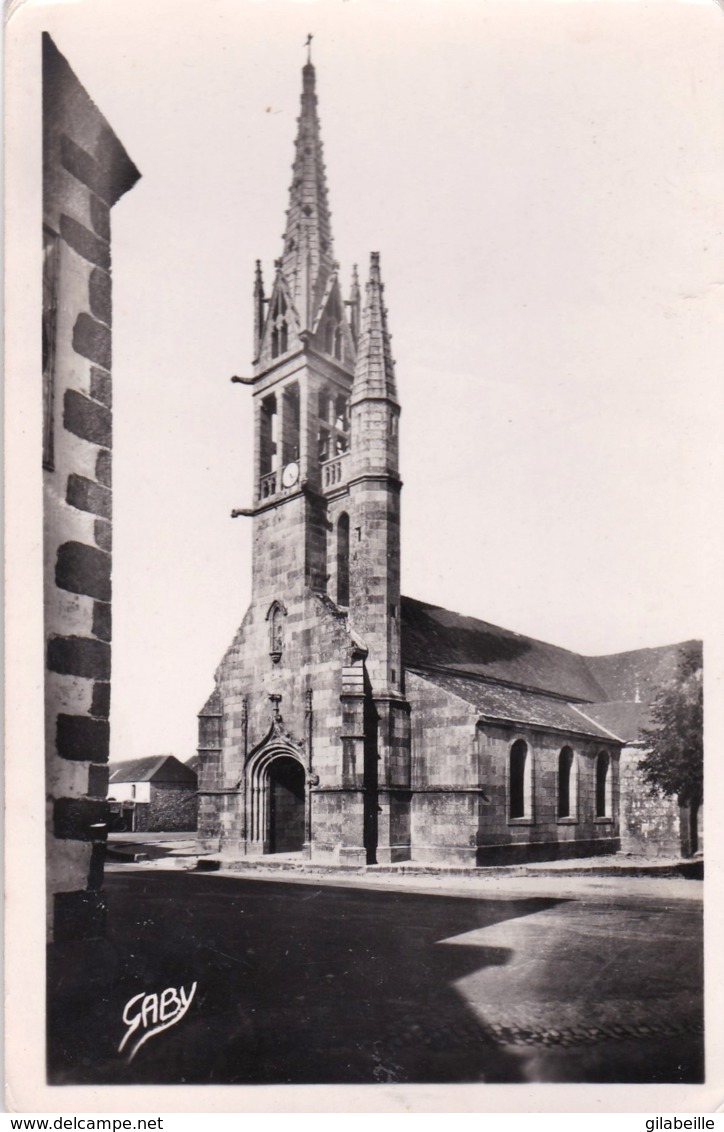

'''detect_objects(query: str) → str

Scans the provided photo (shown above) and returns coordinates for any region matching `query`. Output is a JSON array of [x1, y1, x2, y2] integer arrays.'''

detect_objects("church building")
[[197, 58, 697, 867]]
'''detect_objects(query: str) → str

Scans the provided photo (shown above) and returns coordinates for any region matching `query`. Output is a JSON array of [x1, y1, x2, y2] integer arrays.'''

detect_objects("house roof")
[[415, 670, 617, 741], [401, 596, 607, 702], [108, 755, 197, 785]]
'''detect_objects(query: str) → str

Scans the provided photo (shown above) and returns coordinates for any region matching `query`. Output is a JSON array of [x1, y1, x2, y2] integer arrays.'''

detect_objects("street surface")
[[48, 866, 703, 1085]]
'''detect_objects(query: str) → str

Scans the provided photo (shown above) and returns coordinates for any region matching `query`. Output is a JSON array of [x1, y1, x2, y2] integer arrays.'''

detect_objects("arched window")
[[336, 513, 350, 606], [509, 739, 531, 819], [595, 751, 611, 818], [334, 326, 342, 359], [271, 327, 279, 359], [267, 600, 287, 663], [558, 746, 576, 819], [280, 320, 288, 354]]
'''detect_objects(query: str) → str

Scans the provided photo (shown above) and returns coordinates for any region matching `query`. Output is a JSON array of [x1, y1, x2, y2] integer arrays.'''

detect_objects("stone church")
[[197, 58, 698, 867]]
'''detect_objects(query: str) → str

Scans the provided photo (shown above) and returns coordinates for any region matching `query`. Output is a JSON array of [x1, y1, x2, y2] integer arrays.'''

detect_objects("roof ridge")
[[584, 638, 702, 661], [401, 595, 700, 662]]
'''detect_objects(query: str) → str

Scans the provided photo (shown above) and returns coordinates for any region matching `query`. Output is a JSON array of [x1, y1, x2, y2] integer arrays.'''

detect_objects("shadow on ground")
[[49, 871, 564, 1085], [48, 870, 703, 1087]]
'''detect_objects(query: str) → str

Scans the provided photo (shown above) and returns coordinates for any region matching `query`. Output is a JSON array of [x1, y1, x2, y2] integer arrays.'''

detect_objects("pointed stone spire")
[[253, 259, 266, 359], [347, 263, 361, 342], [351, 252, 398, 406], [281, 60, 335, 328]]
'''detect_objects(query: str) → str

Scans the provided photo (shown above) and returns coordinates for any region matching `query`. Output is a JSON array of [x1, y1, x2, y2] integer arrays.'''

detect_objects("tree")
[[639, 644, 703, 849]]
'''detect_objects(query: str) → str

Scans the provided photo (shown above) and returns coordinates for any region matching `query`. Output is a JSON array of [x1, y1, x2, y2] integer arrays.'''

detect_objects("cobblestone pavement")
[[380, 995, 703, 1053]]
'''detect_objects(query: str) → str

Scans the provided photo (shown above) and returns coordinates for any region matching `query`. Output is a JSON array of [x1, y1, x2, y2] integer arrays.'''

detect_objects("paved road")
[[48, 868, 703, 1086]]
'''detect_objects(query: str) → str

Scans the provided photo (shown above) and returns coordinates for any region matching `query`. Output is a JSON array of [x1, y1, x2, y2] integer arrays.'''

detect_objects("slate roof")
[[401, 596, 607, 702], [108, 755, 197, 785], [414, 670, 617, 740], [585, 641, 700, 703], [574, 701, 653, 744], [402, 595, 699, 745]]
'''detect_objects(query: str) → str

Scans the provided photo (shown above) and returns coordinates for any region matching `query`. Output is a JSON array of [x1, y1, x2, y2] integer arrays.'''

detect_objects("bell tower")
[[238, 58, 359, 607], [202, 50, 411, 867]]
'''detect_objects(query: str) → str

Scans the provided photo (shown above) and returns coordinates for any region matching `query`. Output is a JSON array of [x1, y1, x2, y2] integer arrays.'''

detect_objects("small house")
[[108, 755, 197, 833]]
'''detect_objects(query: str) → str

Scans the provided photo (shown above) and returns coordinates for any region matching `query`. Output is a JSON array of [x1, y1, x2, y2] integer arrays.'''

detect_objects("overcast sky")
[[26, 0, 724, 761]]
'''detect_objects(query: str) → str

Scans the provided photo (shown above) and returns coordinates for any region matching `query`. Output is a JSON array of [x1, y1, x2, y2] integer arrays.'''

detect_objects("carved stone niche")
[[266, 600, 287, 663]]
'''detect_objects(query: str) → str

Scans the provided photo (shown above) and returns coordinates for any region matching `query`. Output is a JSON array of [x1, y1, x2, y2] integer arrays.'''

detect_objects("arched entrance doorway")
[[268, 756, 305, 853]]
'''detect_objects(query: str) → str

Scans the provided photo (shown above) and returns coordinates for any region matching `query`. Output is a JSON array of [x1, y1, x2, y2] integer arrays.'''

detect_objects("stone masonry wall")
[[475, 722, 620, 864], [43, 35, 139, 942], [406, 671, 620, 866], [407, 671, 483, 865], [619, 746, 682, 857], [148, 784, 198, 832], [197, 549, 368, 862]]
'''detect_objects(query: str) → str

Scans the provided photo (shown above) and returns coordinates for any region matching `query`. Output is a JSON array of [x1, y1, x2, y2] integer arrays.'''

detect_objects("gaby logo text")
[[118, 982, 197, 1061]]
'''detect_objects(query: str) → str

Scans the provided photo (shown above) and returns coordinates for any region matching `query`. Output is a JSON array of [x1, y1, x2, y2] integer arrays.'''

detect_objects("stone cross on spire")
[[280, 53, 334, 328]]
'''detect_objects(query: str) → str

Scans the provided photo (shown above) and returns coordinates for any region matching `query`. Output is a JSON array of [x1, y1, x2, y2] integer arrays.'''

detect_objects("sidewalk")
[[202, 852, 703, 881], [106, 832, 703, 882]]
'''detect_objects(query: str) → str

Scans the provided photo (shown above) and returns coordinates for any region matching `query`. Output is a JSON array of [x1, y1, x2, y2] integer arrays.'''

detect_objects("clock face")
[[281, 461, 300, 488]]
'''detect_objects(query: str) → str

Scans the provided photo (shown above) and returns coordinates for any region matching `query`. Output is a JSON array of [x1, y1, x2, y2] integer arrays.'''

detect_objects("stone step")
[[197, 855, 703, 880]]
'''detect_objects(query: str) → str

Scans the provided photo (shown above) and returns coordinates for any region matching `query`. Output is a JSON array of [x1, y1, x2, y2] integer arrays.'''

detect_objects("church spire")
[[253, 259, 265, 359], [347, 263, 361, 343], [280, 56, 335, 328], [351, 252, 398, 406]]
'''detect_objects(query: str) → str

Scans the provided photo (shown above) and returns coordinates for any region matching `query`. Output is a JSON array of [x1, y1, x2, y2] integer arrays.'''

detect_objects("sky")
[[21, 0, 724, 761]]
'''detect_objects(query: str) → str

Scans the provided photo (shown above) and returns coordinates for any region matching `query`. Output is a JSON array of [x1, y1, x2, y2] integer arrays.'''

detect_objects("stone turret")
[[348, 252, 402, 695]]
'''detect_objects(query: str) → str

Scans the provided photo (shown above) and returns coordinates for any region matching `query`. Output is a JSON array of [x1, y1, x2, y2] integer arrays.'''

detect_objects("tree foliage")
[[639, 644, 703, 807]]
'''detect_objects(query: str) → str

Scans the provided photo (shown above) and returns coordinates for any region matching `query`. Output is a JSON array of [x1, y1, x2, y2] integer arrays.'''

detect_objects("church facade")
[[197, 59, 696, 867]]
